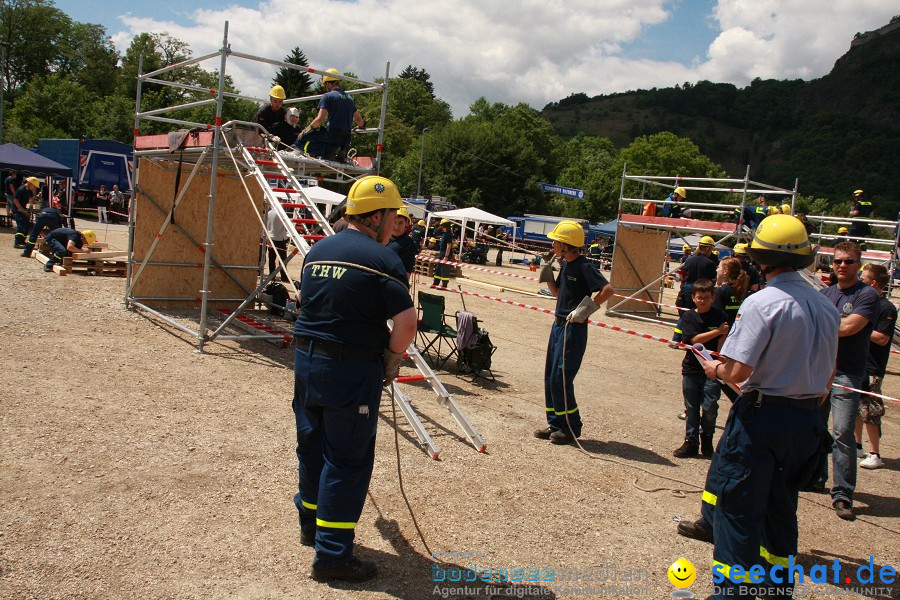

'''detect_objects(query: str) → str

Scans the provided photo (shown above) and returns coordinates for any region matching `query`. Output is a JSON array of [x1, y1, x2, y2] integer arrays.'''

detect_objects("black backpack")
[[264, 282, 289, 316], [463, 329, 494, 372]]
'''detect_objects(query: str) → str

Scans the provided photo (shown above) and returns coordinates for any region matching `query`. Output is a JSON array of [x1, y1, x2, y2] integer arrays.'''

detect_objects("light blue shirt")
[[721, 271, 839, 398]]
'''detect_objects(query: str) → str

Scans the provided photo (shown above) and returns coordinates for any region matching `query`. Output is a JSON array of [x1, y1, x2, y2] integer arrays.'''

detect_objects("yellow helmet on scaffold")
[[345, 176, 403, 215], [781, 204, 791, 215], [269, 85, 286, 100], [748, 214, 814, 269], [547, 220, 585, 248], [673, 187, 687, 198], [322, 68, 340, 84], [837, 226, 849, 234]]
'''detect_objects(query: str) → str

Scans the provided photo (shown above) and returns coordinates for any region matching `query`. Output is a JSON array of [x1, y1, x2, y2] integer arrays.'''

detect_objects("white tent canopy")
[[427, 207, 516, 259], [274, 185, 346, 217]]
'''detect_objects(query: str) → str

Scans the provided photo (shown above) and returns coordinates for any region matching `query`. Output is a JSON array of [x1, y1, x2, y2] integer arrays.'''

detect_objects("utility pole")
[[0, 39, 7, 144], [416, 127, 429, 199]]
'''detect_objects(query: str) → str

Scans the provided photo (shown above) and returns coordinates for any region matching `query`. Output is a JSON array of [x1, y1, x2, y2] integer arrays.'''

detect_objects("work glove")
[[538, 251, 557, 284], [383, 348, 404, 386], [566, 296, 600, 324], [300, 126, 313, 138]]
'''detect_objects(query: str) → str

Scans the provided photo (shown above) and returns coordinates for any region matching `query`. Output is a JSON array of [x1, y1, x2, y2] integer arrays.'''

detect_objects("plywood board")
[[608, 224, 669, 315], [130, 158, 264, 308]]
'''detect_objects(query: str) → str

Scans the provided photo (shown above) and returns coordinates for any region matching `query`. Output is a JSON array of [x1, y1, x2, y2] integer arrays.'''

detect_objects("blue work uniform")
[[661, 193, 682, 218], [317, 86, 358, 162], [698, 271, 838, 600], [292, 229, 412, 569], [848, 199, 873, 239], [22, 207, 61, 257], [816, 281, 880, 507], [678, 253, 717, 309], [432, 229, 454, 287], [736, 205, 769, 230], [12, 184, 33, 247], [252, 103, 286, 135], [544, 256, 609, 437], [43, 228, 84, 269], [388, 232, 418, 278]]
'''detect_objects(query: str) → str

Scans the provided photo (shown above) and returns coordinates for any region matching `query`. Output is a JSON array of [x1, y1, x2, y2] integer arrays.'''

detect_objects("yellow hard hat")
[[853, 189, 864, 196], [269, 85, 286, 100], [780, 204, 791, 215], [26, 176, 41, 188], [673, 187, 686, 198], [767, 206, 780, 215], [547, 220, 585, 248], [682, 244, 691, 251], [396, 206, 411, 221], [440, 219, 452, 226], [733, 243, 748, 255], [837, 226, 849, 234], [698, 236, 715, 247], [417, 220, 426, 226], [322, 68, 340, 84], [345, 176, 403, 215], [82, 229, 97, 246], [748, 214, 814, 269]]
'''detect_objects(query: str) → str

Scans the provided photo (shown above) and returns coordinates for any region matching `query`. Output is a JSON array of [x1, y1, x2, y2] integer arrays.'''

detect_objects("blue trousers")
[[45, 237, 68, 267], [704, 395, 822, 600], [683, 373, 720, 441], [23, 212, 60, 256], [13, 211, 30, 246], [544, 321, 587, 436], [814, 371, 862, 505], [292, 343, 383, 568]]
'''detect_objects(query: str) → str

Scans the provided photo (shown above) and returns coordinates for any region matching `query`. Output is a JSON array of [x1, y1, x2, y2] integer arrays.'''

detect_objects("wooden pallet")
[[32, 244, 126, 277]]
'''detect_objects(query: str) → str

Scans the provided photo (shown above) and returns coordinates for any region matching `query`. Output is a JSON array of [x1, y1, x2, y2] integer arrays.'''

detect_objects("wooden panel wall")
[[130, 158, 264, 308], [608, 224, 669, 314]]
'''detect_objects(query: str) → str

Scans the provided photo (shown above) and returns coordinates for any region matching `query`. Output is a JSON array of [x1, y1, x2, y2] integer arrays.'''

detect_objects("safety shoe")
[[43, 263, 55, 272], [673, 439, 699, 458], [860, 454, 884, 469], [311, 556, 378, 583], [700, 434, 714, 457], [20, 251, 31, 258], [300, 528, 316, 547], [533, 427, 555, 440], [14, 243, 25, 249], [833, 500, 855, 521], [677, 519, 714, 544], [549, 430, 579, 445]]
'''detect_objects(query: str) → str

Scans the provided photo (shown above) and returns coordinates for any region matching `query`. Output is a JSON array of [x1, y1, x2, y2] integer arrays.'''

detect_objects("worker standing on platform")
[[42, 227, 94, 272], [292, 175, 415, 583], [848, 189, 872, 250], [301, 69, 366, 163], [432, 219, 454, 288], [534, 220, 614, 445], [678, 214, 838, 599], [661, 187, 686, 218], [253, 85, 287, 134], [677, 236, 717, 309]]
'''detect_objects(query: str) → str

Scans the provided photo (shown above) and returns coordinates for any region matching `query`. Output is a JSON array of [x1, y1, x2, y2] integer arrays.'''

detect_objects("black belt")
[[748, 390, 820, 410], [293, 336, 381, 361]]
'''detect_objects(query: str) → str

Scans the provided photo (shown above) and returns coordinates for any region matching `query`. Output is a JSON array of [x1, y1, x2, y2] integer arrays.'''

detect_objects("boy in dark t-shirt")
[[673, 279, 729, 458]]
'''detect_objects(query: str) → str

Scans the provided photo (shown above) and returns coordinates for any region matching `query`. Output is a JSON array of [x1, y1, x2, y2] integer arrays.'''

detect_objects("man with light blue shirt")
[[676, 214, 839, 600], [818, 241, 880, 521]]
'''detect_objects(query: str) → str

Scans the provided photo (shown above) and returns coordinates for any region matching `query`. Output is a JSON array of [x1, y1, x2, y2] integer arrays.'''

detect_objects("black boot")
[[700, 434, 714, 457]]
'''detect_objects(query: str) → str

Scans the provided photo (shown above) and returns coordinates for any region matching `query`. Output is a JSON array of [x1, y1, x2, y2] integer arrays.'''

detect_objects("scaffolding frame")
[[124, 22, 487, 456], [606, 165, 797, 326]]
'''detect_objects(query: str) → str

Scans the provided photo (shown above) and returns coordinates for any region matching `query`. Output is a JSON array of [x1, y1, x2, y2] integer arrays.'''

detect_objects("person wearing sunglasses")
[[818, 241, 881, 521]]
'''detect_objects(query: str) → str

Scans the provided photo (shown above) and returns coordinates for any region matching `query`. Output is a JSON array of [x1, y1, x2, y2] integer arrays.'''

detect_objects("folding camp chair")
[[416, 291, 458, 369]]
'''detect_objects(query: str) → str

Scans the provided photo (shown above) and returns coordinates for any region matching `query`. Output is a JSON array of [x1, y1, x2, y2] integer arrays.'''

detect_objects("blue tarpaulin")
[[0, 143, 72, 177]]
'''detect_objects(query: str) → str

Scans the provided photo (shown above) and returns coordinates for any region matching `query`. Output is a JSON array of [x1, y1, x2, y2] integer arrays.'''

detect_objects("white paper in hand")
[[691, 343, 715, 364]]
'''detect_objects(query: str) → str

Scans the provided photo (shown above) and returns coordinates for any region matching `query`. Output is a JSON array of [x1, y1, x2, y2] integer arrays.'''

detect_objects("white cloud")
[[108, 0, 898, 117]]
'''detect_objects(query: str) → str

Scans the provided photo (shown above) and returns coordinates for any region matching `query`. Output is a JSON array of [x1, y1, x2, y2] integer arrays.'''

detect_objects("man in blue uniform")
[[848, 189, 872, 247], [534, 220, 614, 445], [387, 206, 417, 281], [42, 227, 95, 272], [21, 202, 62, 258], [677, 236, 717, 309], [12, 176, 41, 248], [818, 241, 880, 520], [678, 214, 839, 600], [252, 85, 287, 134], [4, 170, 18, 220], [301, 69, 365, 163], [661, 186, 686, 218], [431, 219, 454, 288], [292, 175, 416, 583]]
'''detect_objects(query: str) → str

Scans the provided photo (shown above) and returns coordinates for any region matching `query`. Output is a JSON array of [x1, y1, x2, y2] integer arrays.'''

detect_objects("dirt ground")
[[1, 222, 897, 600]]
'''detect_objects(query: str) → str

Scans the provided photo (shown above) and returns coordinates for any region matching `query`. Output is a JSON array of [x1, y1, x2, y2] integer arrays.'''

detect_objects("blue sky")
[[51, 0, 898, 116]]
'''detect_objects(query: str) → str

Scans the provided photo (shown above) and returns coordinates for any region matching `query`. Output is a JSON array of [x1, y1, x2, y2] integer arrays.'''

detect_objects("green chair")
[[416, 291, 458, 369]]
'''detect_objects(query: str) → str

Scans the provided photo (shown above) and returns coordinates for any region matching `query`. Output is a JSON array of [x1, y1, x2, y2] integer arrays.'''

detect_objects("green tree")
[[398, 65, 434, 98], [56, 22, 119, 97], [273, 47, 313, 99], [553, 134, 619, 221], [8, 73, 95, 145], [0, 0, 70, 95]]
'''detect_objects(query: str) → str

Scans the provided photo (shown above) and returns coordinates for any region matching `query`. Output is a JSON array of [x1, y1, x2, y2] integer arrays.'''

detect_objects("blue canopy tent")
[[0, 143, 72, 177]]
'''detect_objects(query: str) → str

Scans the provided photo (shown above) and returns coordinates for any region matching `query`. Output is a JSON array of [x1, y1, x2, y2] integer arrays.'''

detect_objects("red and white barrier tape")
[[612, 293, 687, 312], [417, 254, 540, 282], [446, 286, 900, 404]]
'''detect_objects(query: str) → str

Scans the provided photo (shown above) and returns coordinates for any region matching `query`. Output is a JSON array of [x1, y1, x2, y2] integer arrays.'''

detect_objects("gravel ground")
[[1, 225, 897, 600]]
